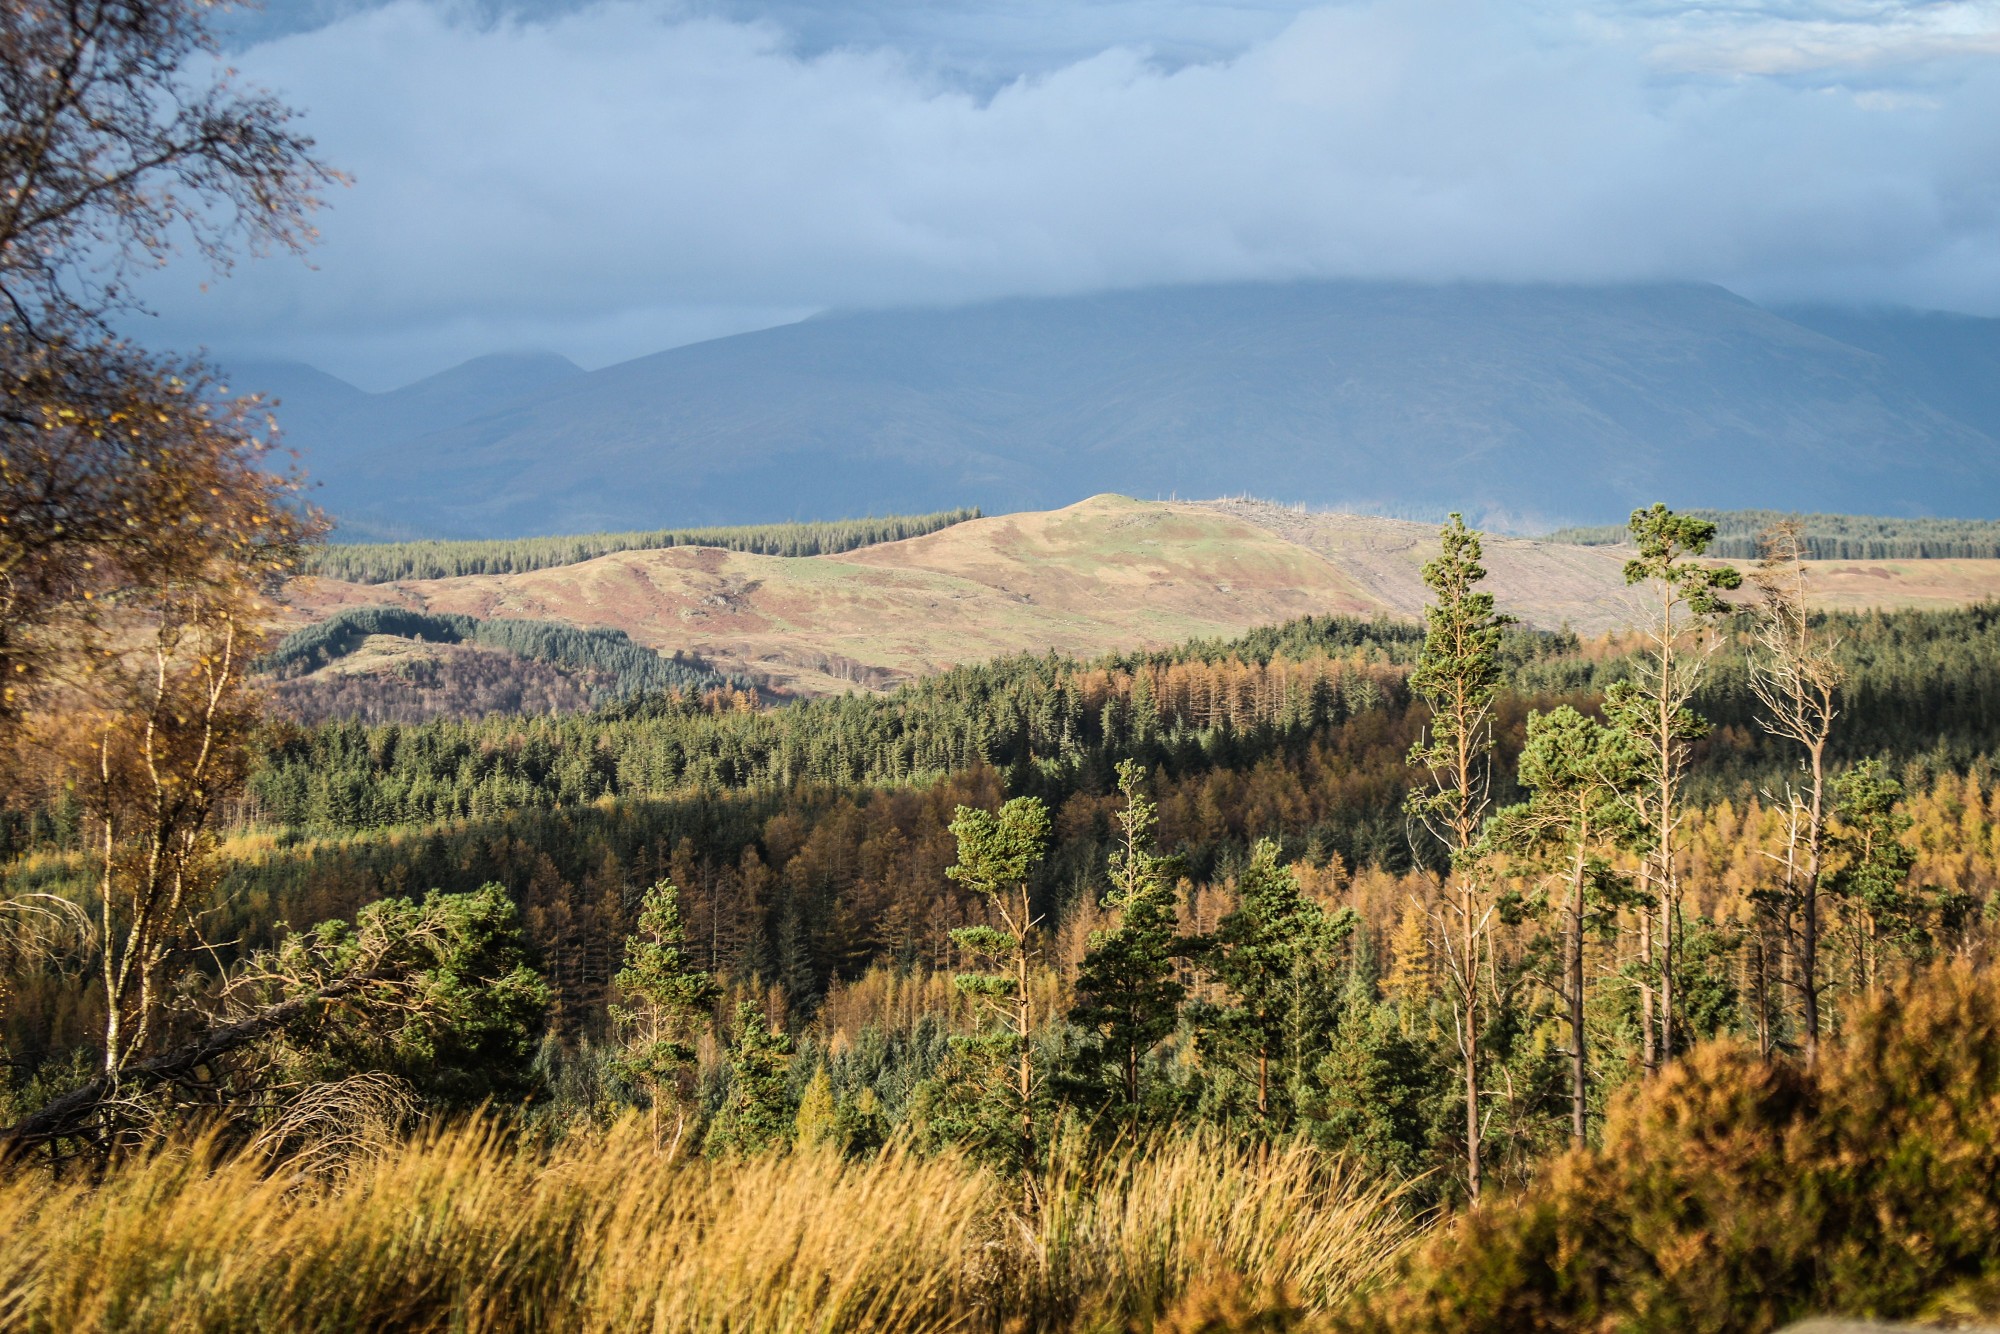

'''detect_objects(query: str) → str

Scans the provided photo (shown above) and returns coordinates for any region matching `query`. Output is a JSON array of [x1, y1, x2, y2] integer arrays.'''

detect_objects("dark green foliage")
[[608, 882, 719, 1134], [707, 999, 794, 1156], [241, 619, 1414, 836], [1405, 514, 1511, 864], [261, 605, 749, 703], [1546, 508, 2000, 560], [1070, 761, 1186, 1119], [1302, 1003, 1448, 1185], [1339, 963, 2000, 1334], [1670, 914, 1741, 1045], [1487, 704, 1643, 1141], [1194, 839, 1353, 1124], [1618, 503, 1742, 616], [307, 509, 983, 583], [946, 795, 1052, 1175], [264, 884, 550, 1109], [1827, 760, 1929, 980]]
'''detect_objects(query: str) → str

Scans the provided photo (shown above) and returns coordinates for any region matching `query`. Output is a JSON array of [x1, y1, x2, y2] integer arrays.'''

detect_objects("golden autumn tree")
[[0, 0, 335, 1103]]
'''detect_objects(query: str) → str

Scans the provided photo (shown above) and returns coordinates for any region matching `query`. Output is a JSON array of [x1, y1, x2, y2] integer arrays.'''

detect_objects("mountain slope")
[[266, 282, 2000, 538], [1777, 306, 2000, 443], [225, 351, 587, 538]]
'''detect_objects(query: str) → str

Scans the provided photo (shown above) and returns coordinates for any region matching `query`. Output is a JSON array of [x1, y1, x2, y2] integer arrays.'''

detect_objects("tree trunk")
[[1638, 909, 1657, 1076], [1800, 742, 1826, 1064], [1465, 995, 1482, 1201], [1568, 841, 1588, 1148]]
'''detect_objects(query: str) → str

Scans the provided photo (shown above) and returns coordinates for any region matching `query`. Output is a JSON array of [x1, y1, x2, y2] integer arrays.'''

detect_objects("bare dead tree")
[[1747, 518, 1842, 1064]]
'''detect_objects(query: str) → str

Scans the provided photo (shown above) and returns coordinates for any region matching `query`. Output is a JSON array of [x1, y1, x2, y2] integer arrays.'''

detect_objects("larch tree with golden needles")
[[1602, 505, 1739, 1072], [1404, 514, 1511, 1202], [1747, 517, 1843, 1063]]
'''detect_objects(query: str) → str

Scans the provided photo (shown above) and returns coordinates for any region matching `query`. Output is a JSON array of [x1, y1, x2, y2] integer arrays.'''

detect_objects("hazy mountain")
[[1777, 306, 2000, 444], [248, 282, 2000, 539], [223, 350, 587, 538]]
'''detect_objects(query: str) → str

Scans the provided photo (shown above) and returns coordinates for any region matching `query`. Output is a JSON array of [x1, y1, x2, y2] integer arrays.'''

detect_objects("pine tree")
[[1488, 706, 1642, 1146], [1197, 839, 1349, 1124], [709, 998, 794, 1156], [946, 796, 1053, 1178], [1404, 514, 1511, 1200], [1070, 761, 1186, 1123], [1604, 504, 1740, 1071], [1828, 761, 1922, 997], [608, 880, 718, 1153]]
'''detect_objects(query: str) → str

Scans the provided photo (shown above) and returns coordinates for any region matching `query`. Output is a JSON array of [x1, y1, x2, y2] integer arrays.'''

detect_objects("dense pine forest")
[[10, 1, 2000, 1325], [307, 507, 984, 583]]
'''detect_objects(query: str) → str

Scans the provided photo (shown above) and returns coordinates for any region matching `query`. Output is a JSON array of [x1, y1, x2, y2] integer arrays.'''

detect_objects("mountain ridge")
[[229, 281, 2000, 539]]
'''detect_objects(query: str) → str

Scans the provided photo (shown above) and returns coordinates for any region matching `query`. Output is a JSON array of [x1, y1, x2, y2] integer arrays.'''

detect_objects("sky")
[[136, 0, 2000, 389]]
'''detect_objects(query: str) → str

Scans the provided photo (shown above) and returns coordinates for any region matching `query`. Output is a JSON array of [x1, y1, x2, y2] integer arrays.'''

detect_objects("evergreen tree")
[[1196, 839, 1351, 1124], [1070, 761, 1186, 1123], [1488, 706, 1642, 1146], [709, 998, 794, 1156], [1828, 761, 1923, 996], [1405, 514, 1511, 1199], [1604, 504, 1740, 1070], [1305, 1001, 1447, 1187], [609, 881, 718, 1152], [946, 796, 1053, 1177]]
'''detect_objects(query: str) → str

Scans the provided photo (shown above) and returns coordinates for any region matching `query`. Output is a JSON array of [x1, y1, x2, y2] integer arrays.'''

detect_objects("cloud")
[[140, 0, 2000, 387]]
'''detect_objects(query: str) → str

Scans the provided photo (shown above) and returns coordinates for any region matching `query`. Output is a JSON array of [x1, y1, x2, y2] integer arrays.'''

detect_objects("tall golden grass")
[[0, 1123, 1417, 1332]]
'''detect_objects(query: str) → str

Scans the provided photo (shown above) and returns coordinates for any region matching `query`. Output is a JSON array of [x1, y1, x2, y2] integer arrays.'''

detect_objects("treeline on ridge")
[[308, 507, 985, 583], [1544, 508, 2000, 559]]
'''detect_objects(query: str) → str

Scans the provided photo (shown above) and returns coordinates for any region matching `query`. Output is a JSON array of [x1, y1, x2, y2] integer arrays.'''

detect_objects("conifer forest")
[[7, 0, 2000, 1329]]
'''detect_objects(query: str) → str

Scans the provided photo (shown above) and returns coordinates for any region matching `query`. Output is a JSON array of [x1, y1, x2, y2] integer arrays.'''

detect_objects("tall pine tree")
[[946, 796, 1053, 1178], [1405, 514, 1510, 1200], [1197, 839, 1350, 1125], [1604, 505, 1739, 1071], [1488, 706, 1642, 1146]]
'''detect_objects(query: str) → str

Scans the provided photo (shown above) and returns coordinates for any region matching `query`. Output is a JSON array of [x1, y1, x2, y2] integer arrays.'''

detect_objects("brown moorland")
[[281, 495, 2000, 697]]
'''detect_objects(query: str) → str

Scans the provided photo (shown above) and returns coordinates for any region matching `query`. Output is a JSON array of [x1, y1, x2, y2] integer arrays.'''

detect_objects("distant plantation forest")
[[258, 606, 754, 723], [1545, 508, 2000, 559], [310, 507, 985, 583]]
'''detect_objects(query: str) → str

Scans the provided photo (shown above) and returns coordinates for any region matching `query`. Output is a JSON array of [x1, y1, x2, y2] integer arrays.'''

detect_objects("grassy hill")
[[280, 495, 2000, 699]]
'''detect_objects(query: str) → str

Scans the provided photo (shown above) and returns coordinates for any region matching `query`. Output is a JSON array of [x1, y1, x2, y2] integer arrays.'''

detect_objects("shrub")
[[1339, 961, 2000, 1333]]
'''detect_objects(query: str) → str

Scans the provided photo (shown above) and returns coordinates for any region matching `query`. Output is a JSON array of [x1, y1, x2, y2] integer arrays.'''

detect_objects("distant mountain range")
[[224, 281, 2000, 540]]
